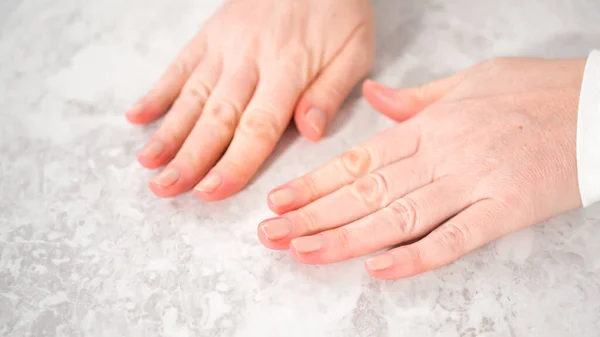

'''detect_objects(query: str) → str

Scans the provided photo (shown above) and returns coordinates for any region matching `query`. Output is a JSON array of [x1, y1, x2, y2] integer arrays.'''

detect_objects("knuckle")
[[402, 246, 422, 268], [169, 57, 191, 77], [435, 222, 468, 255], [334, 227, 355, 255], [386, 197, 418, 236], [351, 173, 389, 208], [277, 48, 310, 83], [205, 99, 240, 130], [299, 174, 320, 200], [338, 147, 372, 179], [239, 109, 281, 143], [295, 208, 319, 233], [180, 84, 211, 105], [321, 81, 345, 101]]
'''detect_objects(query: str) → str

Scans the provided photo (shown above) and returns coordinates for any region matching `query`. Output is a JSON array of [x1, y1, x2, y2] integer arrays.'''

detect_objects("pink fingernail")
[[139, 141, 163, 159], [292, 236, 323, 254], [195, 173, 222, 193], [366, 254, 395, 271], [127, 101, 145, 117], [269, 188, 297, 208], [306, 108, 327, 136], [151, 167, 180, 187], [260, 218, 292, 241]]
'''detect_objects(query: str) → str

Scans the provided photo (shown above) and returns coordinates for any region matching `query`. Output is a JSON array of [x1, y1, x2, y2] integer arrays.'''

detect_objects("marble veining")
[[1, 0, 600, 336]]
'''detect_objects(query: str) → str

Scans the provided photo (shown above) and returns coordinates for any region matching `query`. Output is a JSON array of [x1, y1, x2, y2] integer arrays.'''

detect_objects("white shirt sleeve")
[[577, 50, 600, 207]]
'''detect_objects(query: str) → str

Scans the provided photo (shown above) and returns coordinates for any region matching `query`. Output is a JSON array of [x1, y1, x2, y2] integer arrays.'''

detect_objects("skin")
[[259, 57, 586, 280], [126, 0, 375, 200]]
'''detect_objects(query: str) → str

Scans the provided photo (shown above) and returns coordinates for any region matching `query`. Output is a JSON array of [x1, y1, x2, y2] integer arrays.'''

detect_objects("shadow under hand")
[[327, 0, 433, 137]]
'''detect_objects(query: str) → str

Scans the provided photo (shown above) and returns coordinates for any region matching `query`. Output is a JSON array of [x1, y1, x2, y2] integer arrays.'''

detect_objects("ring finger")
[[149, 62, 258, 197], [289, 176, 474, 265]]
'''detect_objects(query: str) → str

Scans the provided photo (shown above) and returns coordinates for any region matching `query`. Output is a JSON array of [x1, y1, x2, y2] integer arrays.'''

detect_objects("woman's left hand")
[[258, 57, 586, 279]]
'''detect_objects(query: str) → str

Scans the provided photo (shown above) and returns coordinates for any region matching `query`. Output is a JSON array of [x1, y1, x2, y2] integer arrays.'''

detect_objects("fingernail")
[[195, 173, 222, 193], [127, 101, 145, 117], [366, 254, 395, 271], [367, 81, 397, 101], [139, 141, 163, 159], [306, 108, 327, 136], [292, 236, 323, 254], [260, 218, 292, 241], [269, 188, 297, 208], [151, 167, 180, 187]]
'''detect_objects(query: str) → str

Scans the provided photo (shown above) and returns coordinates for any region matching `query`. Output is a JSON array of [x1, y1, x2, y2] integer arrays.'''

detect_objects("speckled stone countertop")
[[1, 0, 600, 336]]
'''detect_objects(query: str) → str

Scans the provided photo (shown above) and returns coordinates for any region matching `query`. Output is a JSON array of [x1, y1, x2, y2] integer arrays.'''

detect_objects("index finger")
[[126, 35, 207, 124], [267, 121, 422, 214]]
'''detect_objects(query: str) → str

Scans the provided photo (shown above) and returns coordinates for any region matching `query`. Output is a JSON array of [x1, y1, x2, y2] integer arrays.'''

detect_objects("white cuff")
[[577, 50, 600, 207]]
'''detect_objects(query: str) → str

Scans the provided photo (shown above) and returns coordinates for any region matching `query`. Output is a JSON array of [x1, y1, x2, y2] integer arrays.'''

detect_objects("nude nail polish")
[[195, 173, 222, 193], [366, 254, 395, 271], [261, 218, 292, 241], [139, 141, 163, 159], [306, 108, 327, 136], [269, 188, 297, 208], [292, 236, 323, 254], [152, 167, 180, 187]]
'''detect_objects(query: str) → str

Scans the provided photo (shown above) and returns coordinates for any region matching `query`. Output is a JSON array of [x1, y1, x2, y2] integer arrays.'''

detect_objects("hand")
[[126, 0, 375, 200], [258, 57, 586, 279]]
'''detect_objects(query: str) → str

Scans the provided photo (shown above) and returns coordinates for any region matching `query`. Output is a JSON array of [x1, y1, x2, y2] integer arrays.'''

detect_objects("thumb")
[[362, 72, 465, 122], [294, 26, 375, 142]]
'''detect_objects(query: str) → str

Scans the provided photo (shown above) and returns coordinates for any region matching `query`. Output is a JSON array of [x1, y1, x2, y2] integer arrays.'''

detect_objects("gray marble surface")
[[2, 0, 600, 336]]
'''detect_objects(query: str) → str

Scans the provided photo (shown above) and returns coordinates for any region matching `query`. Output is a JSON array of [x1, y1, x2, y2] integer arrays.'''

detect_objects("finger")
[[138, 55, 222, 170], [365, 198, 512, 280], [287, 177, 472, 264], [148, 64, 258, 198], [258, 155, 433, 249], [126, 35, 207, 124], [267, 121, 421, 214], [294, 25, 374, 141], [193, 68, 305, 201], [362, 70, 465, 122]]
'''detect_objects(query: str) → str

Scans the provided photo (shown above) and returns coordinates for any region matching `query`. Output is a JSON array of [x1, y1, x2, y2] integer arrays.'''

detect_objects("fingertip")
[[137, 153, 163, 169], [362, 80, 419, 122], [125, 101, 161, 125], [192, 171, 244, 202], [365, 267, 399, 280], [267, 186, 302, 215], [294, 106, 327, 142], [257, 219, 291, 250], [148, 180, 176, 198], [136, 140, 171, 169]]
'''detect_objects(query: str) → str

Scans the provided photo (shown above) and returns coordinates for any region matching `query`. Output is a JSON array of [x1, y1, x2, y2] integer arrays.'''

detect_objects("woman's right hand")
[[125, 0, 376, 200]]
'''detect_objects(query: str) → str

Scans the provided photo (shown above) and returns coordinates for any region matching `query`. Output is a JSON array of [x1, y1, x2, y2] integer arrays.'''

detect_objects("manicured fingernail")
[[292, 236, 323, 254], [195, 173, 222, 193], [151, 167, 180, 187], [260, 218, 292, 241], [269, 188, 297, 208], [139, 141, 163, 159], [366, 254, 395, 271], [306, 108, 327, 136]]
